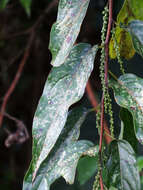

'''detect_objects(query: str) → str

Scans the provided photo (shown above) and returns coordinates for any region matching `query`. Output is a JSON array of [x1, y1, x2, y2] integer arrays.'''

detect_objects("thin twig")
[[0, 32, 35, 128], [0, 49, 24, 76]]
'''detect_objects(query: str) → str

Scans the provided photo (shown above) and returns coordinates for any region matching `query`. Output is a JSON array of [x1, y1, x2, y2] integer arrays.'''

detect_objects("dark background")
[[0, 0, 143, 189]]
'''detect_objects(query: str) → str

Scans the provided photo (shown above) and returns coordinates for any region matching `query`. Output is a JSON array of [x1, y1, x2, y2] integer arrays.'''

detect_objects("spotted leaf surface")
[[104, 140, 140, 190], [49, 0, 90, 66], [127, 20, 143, 57], [110, 74, 143, 144], [28, 43, 98, 181], [23, 107, 99, 190]]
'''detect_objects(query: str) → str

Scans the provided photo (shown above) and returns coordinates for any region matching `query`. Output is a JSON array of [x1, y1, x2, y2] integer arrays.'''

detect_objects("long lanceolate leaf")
[[30, 43, 98, 181], [23, 107, 99, 190], [105, 140, 140, 190], [49, 0, 90, 66], [110, 74, 143, 144]]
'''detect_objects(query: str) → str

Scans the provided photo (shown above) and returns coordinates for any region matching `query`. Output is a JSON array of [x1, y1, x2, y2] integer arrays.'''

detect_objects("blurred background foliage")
[[0, 0, 143, 189]]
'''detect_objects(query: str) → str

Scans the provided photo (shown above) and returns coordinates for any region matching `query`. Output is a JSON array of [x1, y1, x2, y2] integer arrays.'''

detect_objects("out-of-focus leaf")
[[109, 0, 143, 60], [25, 43, 97, 182], [104, 140, 140, 190], [109, 27, 135, 59], [20, 0, 32, 16], [109, 187, 118, 190], [23, 107, 99, 190], [127, 20, 143, 57], [137, 156, 143, 172], [49, 0, 90, 66], [77, 156, 98, 185], [110, 74, 143, 145], [0, 0, 9, 9], [120, 108, 137, 152]]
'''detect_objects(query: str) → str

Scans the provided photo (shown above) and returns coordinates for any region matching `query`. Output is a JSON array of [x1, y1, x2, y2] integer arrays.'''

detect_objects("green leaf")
[[109, 0, 143, 60], [49, 0, 90, 66], [119, 108, 137, 152], [109, 187, 118, 190], [20, 0, 32, 16], [110, 74, 143, 145], [26, 43, 98, 182], [23, 106, 99, 190], [137, 156, 143, 172], [104, 140, 140, 190], [127, 20, 143, 57], [77, 156, 98, 185], [0, 0, 9, 9]]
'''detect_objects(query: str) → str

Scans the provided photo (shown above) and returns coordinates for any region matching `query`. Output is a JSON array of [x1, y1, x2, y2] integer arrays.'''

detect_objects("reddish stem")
[[86, 81, 98, 108], [100, 173, 104, 190], [100, 0, 113, 155], [99, 0, 113, 189], [86, 81, 112, 144]]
